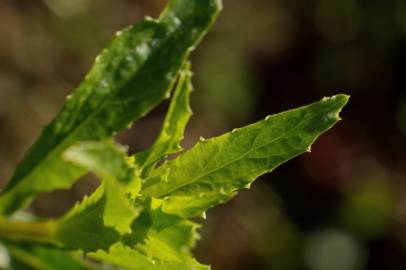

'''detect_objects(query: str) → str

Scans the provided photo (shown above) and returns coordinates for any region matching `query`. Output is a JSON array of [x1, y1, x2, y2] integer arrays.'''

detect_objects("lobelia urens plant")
[[0, 0, 349, 269]]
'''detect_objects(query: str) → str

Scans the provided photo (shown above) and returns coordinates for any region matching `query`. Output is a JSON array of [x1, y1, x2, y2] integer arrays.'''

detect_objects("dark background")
[[1, 0, 406, 269]]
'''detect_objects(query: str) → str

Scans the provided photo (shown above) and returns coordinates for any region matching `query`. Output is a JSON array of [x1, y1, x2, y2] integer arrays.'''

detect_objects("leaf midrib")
[[144, 111, 315, 197], [145, 97, 345, 197]]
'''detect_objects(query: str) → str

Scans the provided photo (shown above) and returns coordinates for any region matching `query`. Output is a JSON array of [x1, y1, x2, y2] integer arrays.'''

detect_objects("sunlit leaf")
[[142, 95, 349, 218]]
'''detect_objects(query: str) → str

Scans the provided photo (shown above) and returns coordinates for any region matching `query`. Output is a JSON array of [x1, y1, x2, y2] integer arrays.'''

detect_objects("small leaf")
[[135, 63, 193, 176], [133, 221, 205, 268], [89, 243, 209, 270], [54, 141, 141, 252], [88, 221, 208, 270], [142, 95, 349, 218], [0, 0, 222, 216], [88, 197, 207, 270]]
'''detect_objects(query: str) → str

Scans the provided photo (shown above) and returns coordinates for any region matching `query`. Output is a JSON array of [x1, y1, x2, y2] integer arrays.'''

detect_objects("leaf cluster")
[[0, 0, 348, 269]]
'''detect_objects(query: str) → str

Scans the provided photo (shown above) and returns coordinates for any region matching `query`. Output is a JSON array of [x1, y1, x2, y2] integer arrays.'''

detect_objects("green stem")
[[0, 219, 58, 246]]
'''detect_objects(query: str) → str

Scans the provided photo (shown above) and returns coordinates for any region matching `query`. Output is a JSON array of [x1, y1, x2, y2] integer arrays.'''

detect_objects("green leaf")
[[88, 197, 208, 270], [54, 187, 121, 253], [88, 221, 208, 270], [135, 63, 193, 175], [141, 95, 350, 218], [134, 221, 207, 269], [130, 210, 201, 258], [53, 141, 141, 252], [0, 0, 222, 216], [7, 243, 90, 270], [158, 192, 229, 219], [89, 243, 209, 270], [63, 141, 141, 200]]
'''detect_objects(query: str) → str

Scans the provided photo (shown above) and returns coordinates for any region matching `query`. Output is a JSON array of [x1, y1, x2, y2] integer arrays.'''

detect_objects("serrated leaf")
[[88, 221, 208, 270], [55, 188, 119, 253], [134, 220, 201, 260], [88, 198, 207, 270], [159, 192, 229, 218], [0, 0, 222, 216], [142, 95, 349, 218], [133, 221, 207, 270], [7, 243, 90, 270], [135, 63, 193, 176], [53, 141, 141, 252], [89, 243, 209, 270]]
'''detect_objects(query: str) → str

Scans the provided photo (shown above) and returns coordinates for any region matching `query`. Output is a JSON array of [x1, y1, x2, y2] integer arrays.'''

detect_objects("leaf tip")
[[319, 94, 350, 123], [326, 94, 350, 107]]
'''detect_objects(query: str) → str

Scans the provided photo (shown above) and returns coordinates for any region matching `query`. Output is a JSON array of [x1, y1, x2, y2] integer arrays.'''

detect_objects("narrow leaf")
[[142, 95, 349, 218], [135, 63, 193, 175], [0, 0, 222, 216]]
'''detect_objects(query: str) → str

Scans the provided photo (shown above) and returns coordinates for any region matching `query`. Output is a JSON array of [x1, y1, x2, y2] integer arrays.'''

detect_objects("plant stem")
[[0, 219, 58, 246]]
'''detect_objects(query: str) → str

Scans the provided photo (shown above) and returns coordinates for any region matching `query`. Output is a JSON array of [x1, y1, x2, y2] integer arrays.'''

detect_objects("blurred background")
[[1, 0, 406, 269]]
